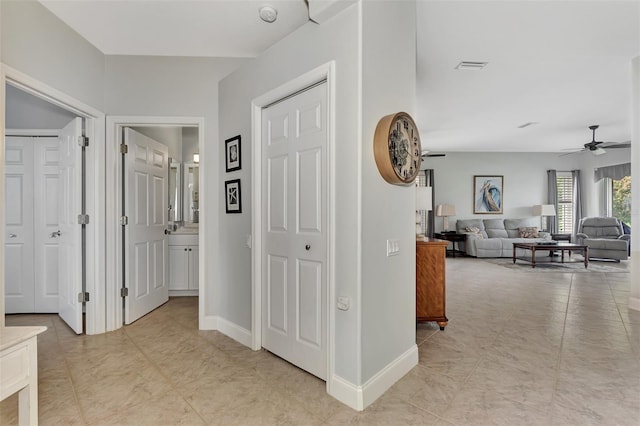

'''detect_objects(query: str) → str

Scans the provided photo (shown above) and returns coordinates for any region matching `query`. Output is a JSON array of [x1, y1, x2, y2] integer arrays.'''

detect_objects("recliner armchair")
[[576, 217, 630, 261]]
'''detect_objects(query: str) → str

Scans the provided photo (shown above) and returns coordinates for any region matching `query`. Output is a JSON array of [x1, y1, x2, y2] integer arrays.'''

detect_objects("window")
[[612, 175, 632, 226], [556, 172, 574, 233]]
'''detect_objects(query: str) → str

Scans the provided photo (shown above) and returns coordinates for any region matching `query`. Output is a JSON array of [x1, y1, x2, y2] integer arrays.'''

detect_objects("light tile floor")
[[2, 257, 639, 425]]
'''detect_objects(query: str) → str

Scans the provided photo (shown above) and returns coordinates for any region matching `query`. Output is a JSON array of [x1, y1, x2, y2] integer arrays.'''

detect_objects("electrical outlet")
[[386, 239, 400, 256]]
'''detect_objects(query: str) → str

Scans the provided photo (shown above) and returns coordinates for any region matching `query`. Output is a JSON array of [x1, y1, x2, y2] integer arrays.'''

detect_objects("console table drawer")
[[0, 342, 30, 400]]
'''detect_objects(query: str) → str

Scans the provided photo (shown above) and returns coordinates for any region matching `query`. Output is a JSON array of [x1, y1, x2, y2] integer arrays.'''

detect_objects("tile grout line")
[[51, 320, 91, 425], [120, 309, 210, 425]]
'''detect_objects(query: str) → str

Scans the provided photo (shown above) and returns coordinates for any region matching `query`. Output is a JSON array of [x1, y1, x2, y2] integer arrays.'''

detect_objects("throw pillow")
[[465, 226, 484, 239], [519, 226, 539, 238]]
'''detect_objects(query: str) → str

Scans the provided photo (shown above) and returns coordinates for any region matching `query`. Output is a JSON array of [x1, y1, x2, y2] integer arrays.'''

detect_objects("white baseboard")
[[629, 297, 640, 312], [328, 344, 418, 411], [214, 316, 253, 348], [199, 314, 217, 330]]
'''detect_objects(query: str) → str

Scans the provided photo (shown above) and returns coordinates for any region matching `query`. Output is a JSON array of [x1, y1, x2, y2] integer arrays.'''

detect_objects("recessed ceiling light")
[[517, 122, 539, 129], [455, 61, 488, 70], [259, 5, 278, 23]]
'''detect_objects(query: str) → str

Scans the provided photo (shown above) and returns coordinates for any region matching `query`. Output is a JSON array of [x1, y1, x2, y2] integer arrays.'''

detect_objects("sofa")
[[456, 217, 552, 257], [576, 217, 629, 261]]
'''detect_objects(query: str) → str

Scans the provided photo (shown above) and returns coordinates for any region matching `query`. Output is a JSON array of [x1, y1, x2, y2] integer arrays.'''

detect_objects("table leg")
[[584, 247, 588, 268], [513, 246, 516, 264], [532, 247, 536, 268], [561, 249, 565, 263]]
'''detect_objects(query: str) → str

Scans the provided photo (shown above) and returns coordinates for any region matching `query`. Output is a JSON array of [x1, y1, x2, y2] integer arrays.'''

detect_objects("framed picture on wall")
[[225, 135, 241, 172], [473, 175, 503, 214], [225, 179, 242, 214]]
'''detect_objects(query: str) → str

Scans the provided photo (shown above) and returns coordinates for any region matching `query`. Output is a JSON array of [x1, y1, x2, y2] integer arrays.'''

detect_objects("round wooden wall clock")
[[373, 112, 422, 185]]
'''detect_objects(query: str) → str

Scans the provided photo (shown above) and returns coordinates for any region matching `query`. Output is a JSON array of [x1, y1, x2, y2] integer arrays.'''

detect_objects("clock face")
[[389, 115, 421, 182], [373, 112, 422, 185]]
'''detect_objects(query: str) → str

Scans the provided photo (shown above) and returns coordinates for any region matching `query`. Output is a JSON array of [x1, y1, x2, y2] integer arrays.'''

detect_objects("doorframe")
[[1, 63, 106, 334], [250, 62, 336, 384], [105, 116, 204, 331]]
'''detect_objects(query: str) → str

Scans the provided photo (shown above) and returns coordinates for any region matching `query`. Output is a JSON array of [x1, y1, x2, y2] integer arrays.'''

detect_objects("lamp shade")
[[435, 204, 456, 217], [415, 186, 432, 211], [532, 204, 556, 216]]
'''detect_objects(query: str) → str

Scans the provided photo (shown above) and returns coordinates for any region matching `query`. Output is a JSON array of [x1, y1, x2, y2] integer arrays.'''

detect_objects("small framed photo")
[[474, 175, 503, 214], [225, 179, 242, 214], [225, 135, 241, 172]]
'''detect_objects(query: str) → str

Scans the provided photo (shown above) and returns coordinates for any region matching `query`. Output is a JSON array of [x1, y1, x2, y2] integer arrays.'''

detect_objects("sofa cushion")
[[456, 219, 488, 238], [505, 217, 539, 238], [483, 219, 508, 238]]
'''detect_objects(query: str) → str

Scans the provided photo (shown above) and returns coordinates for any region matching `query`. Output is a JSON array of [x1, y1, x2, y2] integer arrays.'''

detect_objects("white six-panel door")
[[4, 137, 36, 313], [4, 136, 60, 314], [124, 128, 169, 324], [34, 138, 61, 312], [262, 82, 328, 380], [58, 118, 84, 333]]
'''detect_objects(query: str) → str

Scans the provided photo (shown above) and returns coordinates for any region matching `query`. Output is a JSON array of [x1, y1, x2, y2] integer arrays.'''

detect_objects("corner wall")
[[0, 0, 104, 110], [630, 56, 639, 311], [218, 3, 362, 385]]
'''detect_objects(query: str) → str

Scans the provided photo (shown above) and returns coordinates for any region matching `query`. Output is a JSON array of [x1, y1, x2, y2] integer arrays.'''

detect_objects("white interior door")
[[34, 139, 60, 312], [58, 117, 84, 334], [4, 137, 35, 313], [124, 128, 169, 324], [262, 82, 328, 380]]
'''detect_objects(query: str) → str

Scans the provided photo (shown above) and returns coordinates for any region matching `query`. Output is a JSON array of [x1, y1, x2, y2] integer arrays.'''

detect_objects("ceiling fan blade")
[[601, 141, 631, 149], [424, 153, 446, 157]]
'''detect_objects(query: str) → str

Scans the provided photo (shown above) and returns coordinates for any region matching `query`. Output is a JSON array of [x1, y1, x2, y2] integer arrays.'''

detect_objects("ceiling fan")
[[562, 125, 631, 156]]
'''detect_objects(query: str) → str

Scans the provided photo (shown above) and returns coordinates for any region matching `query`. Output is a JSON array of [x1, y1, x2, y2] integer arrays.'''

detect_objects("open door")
[[58, 117, 84, 334], [123, 128, 169, 324]]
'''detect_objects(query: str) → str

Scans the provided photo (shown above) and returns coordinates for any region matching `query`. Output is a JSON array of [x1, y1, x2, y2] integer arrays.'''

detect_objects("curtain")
[[547, 170, 558, 234], [594, 162, 631, 182], [572, 170, 583, 237]]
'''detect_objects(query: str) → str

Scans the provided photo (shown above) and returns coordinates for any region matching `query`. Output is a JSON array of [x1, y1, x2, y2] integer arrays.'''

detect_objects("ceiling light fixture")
[[455, 61, 488, 70], [259, 5, 278, 23]]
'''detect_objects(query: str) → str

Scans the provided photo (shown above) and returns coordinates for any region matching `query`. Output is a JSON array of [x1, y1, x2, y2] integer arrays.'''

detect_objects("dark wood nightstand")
[[434, 232, 466, 257]]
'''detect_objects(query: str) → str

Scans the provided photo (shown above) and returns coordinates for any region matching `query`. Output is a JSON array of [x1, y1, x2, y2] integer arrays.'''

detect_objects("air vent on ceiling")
[[455, 61, 488, 70], [517, 122, 539, 129]]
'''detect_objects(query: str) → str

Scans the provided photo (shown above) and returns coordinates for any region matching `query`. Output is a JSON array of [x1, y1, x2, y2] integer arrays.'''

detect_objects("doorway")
[[104, 117, 204, 331], [1, 68, 105, 335], [251, 63, 336, 385]]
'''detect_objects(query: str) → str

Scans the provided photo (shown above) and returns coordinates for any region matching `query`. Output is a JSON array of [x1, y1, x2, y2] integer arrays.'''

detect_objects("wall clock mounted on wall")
[[373, 112, 422, 185]]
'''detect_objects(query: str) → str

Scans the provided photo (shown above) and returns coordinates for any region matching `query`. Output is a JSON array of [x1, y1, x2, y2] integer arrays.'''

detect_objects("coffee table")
[[512, 242, 588, 268]]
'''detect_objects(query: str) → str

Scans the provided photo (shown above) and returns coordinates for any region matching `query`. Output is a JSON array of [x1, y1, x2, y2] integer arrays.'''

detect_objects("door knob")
[[50, 230, 61, 238], [305, 244, 311, 251], [8, 233, 17, 238]]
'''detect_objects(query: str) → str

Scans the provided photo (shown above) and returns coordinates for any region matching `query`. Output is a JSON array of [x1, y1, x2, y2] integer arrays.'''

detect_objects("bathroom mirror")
[[184, 162, 199, 224], [168, 159, 182, 223]]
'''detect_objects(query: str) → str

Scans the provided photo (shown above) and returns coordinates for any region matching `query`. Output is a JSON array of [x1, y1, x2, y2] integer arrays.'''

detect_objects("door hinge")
[[121, 287, 129, 297], [77, 214, 90, 225], [120, 215, 129, 226], [78, 292, 90, 303], [120, 143, 128, 154], [77, 136, 89, 147]]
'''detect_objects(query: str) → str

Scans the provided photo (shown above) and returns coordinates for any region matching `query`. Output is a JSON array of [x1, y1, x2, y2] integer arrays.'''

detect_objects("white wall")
[[360, 0, 417, 383], [6, 84, 77, 130], [218, 3, 362, 384], [131, 126, 182, 160], [104, 55, 246, 322], [0, 0, 104, 110], [630, 56, 639, 311], [429, 150, 632, 233]]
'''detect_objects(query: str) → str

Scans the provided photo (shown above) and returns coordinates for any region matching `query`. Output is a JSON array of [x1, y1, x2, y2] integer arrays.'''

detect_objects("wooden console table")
[[1, 326, 47, 425], [416, 239, 449, 330]]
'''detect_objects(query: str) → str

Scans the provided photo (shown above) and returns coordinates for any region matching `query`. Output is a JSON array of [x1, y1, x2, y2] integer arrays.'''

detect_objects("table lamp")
[[532, 204, 556, 233], [436, 204, 456, 232], [415, 186, 432, 237]]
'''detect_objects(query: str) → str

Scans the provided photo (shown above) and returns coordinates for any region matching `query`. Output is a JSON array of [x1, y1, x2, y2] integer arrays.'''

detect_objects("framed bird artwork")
[[474, 175, 503, 214]]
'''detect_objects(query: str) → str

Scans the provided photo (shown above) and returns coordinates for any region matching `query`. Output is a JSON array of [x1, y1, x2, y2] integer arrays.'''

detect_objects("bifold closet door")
[[4, 136, 60, 313]]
